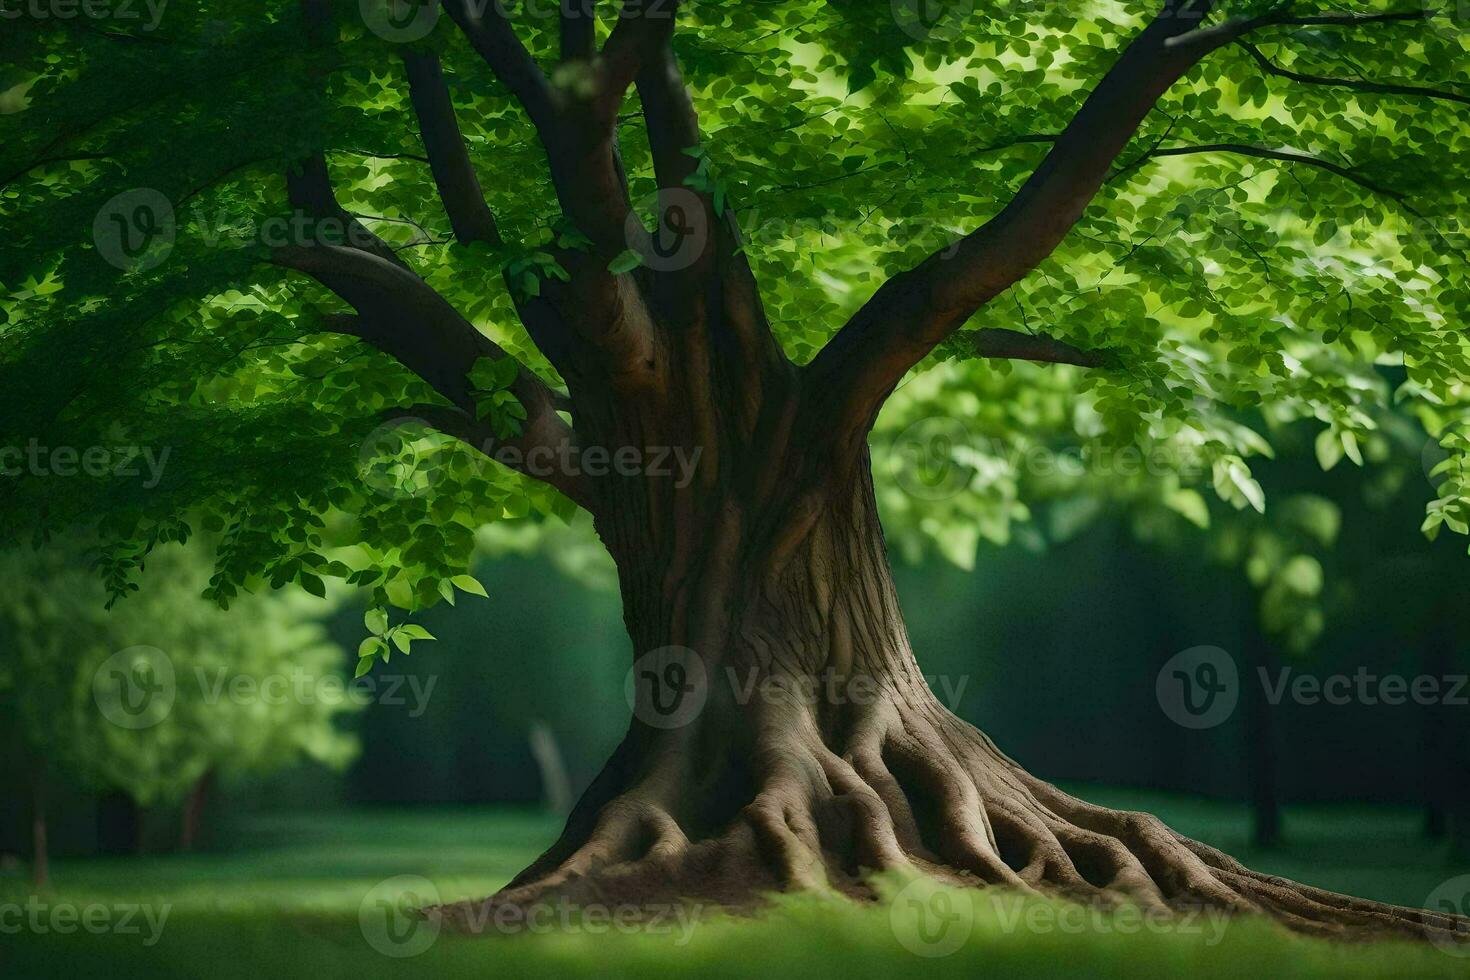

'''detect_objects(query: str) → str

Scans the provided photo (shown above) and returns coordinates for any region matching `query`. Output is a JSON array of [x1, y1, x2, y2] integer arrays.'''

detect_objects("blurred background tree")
[[0, 539, 359, 885]]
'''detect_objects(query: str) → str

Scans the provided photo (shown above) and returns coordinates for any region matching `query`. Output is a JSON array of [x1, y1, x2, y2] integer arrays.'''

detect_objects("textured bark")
[[430, 464, 1466, 945], [269, 0, 1466, 947]]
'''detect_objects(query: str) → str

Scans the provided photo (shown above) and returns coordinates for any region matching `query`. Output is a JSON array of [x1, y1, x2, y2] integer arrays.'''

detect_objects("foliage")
[[0, 540, 359, 806], [0, 1, 1467, 622]]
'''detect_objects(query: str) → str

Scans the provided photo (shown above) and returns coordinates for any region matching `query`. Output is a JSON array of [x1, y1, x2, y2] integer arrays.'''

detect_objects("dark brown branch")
[[442, 0, 558, 130], [402, 49, 503, 246], [561, 0, 598, 62], [292, 0, 407, 270], [961, 328, 1114, 368], [598, 0, 680, 123], [1236, 40, 1470, 107], [278, 247, 592, 508], [808, 2, 1236, 448], [396, 403, 595, 512], [285, 156, 411, 269]]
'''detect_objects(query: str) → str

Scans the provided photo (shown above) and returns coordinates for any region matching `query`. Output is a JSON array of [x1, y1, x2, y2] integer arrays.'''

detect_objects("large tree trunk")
[[431, 463, 1461, 944]]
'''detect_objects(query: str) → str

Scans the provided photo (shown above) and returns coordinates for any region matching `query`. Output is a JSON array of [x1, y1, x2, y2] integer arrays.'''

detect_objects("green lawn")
[[4, 787, 1470, 979]]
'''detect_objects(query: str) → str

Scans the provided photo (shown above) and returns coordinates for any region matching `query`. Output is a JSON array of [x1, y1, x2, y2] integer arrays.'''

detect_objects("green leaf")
[[299, 572, 326, 599], [450, 574, 488, 598], [607, 249, 643, 275], [358, 637, 387, 660], [354, 657, 375, 679], [364, 607, 389, 636]]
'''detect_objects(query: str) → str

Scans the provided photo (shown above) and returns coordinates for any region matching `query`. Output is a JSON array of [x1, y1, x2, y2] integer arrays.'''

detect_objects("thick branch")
[[808, 2, 1235, 444], [442, 0, 558, 130], [278, 246, 592, 507], [561, 0, 598, 62], [598, 0, 680, 122], [402, 49, 503, 246]]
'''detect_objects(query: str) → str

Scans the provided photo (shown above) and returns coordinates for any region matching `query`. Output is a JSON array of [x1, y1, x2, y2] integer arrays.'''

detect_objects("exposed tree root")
[[424, 688, 1470, 948]]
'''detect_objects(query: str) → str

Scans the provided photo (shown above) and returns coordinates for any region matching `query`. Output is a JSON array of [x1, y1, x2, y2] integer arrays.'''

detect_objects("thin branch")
[[1168, 6, 1429, 54], [1133, 143, 1413, 208], [961, 328, 1115, 368], [278, 250, 593, 508], [1236, 39, 1470, 107]]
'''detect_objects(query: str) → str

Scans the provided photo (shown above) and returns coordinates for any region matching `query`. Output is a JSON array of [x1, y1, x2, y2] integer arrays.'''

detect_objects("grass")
[[4, 786, 1470, 979]]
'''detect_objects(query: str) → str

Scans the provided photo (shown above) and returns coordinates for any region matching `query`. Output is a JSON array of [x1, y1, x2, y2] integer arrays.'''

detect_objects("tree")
[[4, 0, 1469, 942], [0, 541, 360, 876]]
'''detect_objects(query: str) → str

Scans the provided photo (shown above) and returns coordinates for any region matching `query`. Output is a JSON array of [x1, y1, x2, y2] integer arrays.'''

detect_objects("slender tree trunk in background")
[[179, 770, 216, 852], [30, 769, 48, 889], [96, 790, 141, 856], [1243, 635, 1282, 849], [528, 722, 573, 818]]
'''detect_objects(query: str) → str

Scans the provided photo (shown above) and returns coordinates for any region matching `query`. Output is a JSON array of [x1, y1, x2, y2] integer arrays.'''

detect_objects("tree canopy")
[[2, 0, 1468, 639]]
